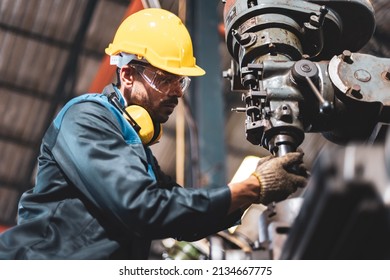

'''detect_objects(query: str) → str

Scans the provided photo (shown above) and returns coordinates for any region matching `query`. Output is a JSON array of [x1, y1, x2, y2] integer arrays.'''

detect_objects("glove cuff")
[[251, 172, 263, 203]]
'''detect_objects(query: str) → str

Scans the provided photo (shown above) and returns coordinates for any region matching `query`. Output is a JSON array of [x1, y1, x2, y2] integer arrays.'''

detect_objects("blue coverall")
[[0, 84, 241, 259]]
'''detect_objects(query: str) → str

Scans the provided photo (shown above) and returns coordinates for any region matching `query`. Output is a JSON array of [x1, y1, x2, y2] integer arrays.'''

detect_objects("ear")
[[120, 65, 135, 88]]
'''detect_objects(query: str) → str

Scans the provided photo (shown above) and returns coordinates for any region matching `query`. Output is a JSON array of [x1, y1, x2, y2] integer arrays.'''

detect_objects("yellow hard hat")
[[105, 8, 205, 76]]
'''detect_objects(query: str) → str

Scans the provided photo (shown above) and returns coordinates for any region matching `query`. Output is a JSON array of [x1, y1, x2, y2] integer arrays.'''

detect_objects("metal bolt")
[[342, 50, 353, 63], [351, 84, 361, 92], [248, 0, 256, 8], [349, 84, 363, 99], [300, 63, 312, 73], [222, 69, 232, 79], [240, 33, 252, 45]]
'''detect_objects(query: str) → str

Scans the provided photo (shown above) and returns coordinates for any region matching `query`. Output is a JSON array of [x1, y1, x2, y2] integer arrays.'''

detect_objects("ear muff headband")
[[124, 105, 162, 146]]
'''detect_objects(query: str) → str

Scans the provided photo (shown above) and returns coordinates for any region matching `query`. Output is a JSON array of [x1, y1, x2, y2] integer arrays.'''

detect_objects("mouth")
[[162, 99, 178, 109], [156, 101, 178, 123]]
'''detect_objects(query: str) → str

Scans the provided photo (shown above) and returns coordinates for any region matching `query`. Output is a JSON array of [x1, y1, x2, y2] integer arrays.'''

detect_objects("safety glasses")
[[130, 63, 191, 94]]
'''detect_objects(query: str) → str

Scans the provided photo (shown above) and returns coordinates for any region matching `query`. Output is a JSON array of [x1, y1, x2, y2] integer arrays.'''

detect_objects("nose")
[[169, 83, 184, 98]]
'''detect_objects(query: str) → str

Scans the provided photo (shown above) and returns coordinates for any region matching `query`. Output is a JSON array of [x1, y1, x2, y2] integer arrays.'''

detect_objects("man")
[[0, 8, 307, 259]]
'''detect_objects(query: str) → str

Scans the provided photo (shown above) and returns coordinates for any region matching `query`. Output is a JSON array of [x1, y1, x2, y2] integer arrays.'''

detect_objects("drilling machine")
[[221, 0, 390, 259]]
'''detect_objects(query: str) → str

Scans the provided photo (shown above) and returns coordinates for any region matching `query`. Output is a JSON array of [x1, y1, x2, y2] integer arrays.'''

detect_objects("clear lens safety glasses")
[[131, 64, 191, 94]]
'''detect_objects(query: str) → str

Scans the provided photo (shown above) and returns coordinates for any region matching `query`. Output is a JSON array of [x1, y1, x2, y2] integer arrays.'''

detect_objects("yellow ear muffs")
[[123, 105, 162, 146]]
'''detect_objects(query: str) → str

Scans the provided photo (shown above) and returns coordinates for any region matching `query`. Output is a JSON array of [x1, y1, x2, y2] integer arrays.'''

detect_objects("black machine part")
[[229, 52, 390, 155], [256, 128, 390, 259], [221, 0, 390, 260], [223, 0, 375, 66], [222, 0, 390, 155], [279, 141, 390, 259]]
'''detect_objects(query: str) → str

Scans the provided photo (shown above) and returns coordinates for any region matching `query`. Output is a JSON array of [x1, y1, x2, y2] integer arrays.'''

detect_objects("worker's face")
[[120, 65, 187, 123]]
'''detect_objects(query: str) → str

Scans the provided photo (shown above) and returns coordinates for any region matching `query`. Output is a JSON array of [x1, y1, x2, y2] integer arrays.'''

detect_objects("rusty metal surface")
[[329, 52, 390, 106]]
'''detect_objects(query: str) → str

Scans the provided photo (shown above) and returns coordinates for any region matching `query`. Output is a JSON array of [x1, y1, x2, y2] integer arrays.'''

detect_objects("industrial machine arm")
[[222, 0, 390, 156]]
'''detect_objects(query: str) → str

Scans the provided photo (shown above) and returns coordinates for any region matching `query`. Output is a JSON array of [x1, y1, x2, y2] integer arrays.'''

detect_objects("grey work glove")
[[253, 151, 308, 205]]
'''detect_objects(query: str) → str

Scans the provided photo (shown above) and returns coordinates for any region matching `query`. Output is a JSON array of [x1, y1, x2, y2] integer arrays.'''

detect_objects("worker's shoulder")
[[67, 93, 112, 113], [53, 93, 119, 128], [69, 93, 111, 108]]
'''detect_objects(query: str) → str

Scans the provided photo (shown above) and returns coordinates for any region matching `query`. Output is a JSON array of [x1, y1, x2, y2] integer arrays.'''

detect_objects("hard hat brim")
[[164, 64, 206, 77]]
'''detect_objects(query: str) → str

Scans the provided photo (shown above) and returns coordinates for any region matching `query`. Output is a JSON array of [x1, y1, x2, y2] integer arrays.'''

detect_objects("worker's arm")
[[53, 101, 240, 241]]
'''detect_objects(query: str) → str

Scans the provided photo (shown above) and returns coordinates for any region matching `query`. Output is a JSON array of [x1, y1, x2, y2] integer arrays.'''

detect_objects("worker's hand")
[[253, 151, 308, 205]]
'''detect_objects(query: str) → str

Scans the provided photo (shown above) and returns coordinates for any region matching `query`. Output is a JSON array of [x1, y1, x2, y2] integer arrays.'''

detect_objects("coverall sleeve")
[[51, 102, 242, 241]]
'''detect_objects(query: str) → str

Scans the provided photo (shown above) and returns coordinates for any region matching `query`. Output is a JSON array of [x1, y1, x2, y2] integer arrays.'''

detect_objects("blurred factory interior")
[[0, 0, 389, 259]]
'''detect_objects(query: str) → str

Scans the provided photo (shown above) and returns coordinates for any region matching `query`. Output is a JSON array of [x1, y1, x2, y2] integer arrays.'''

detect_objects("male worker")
[[0, 8, 307, 259]]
